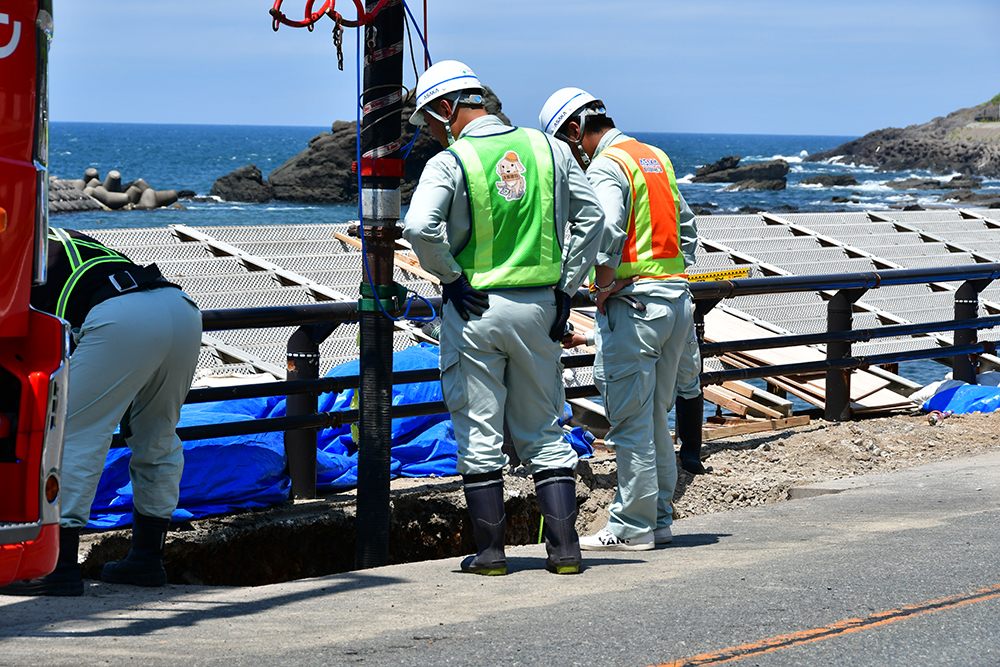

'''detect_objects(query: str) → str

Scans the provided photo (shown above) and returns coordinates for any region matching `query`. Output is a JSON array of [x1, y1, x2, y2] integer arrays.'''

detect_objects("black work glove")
[[441, 275, 490, 321], [549, 290, 572, 342]]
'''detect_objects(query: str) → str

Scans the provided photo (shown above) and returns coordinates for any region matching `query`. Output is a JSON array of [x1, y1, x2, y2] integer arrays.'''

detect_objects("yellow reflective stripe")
[[450, 139, 496, 276], [526, 128, 556, 269], [54, 255, 131, 319], [471, 263, 560, 288], [603, 147, 655, 260], [52, 228, 83, 270]]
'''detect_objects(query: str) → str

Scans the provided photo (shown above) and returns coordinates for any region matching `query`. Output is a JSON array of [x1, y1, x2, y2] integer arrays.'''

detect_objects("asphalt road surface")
[[2, 452, 999, 667]]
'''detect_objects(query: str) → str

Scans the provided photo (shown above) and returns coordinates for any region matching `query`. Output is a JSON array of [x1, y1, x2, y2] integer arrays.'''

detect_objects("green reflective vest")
[[449, 127, 562, 289], [50, 228, 132, 320]]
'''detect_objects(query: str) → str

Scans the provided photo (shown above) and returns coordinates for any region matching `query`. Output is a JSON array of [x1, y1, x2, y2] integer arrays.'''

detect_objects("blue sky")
[[48, 0, 999, 137]]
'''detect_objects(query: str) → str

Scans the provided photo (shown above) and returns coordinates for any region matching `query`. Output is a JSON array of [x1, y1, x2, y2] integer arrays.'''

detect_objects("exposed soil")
[[79, 410, 1000, 586], [577, 410, 1000, 535]]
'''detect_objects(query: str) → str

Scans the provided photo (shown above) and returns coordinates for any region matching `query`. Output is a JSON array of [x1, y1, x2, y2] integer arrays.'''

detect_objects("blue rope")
[[355, 1, 436, 324]]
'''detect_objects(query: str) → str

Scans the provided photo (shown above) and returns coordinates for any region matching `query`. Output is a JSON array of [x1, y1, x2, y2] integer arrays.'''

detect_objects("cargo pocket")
[[439, 346, 468, 413], [603, 367, 646, 423]]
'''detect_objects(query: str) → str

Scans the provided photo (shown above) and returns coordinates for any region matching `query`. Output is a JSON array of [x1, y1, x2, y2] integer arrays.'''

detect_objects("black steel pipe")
[[688, 264, 1000, 301], [185, 368, 444, 404], [700, 342, 996, 386], [285, 327, 321, 499], [953, 280, 989, 383], [825, 288, 866, 421], [700, 314, 1000, 358], [355, 0, 406, 571]]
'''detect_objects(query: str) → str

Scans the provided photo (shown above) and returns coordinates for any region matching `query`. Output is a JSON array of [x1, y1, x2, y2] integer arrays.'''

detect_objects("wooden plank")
[[702, 415, 810, 441], [721, 380, 792, 417], [706, 383, 786, 419], [704, 385, 749, 417], [335, 231, 441, 284]]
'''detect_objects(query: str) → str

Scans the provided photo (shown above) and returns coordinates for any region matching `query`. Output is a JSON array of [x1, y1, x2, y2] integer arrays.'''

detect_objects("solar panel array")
[[84, 207, 1000, 385]]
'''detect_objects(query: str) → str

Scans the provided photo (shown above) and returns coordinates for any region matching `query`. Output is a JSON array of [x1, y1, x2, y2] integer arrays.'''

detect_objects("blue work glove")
[[549, 290, 572, 342], [441, 275, 489, 321]]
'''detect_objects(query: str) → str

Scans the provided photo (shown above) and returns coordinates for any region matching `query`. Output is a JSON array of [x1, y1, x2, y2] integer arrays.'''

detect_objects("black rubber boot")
[[460, 470, 507, 576], [677, 394, 709, 475], [534, 468, 581, 574], [101, 511, 169, 587], [0, 526, 84, 596]]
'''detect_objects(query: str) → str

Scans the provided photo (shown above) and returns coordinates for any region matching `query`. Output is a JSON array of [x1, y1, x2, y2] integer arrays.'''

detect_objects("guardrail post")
[[825, 288, 866, 421], [285, 324, 336, 499], [953, 279, 992, 384]]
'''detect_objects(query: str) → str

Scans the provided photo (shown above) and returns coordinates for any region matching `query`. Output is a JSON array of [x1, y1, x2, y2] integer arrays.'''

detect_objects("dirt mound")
[[578, 411, 1000, 534]]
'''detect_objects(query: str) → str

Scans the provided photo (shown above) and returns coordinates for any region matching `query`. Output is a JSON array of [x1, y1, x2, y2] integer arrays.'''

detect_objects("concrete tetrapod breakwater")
[[53, 167, 179, 213]]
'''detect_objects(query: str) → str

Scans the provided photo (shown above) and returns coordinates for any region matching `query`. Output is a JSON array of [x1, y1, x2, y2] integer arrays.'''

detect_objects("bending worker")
[[540, 88, 704, 551], [404, 61, 604, 575], [2, 228, 201, 596]]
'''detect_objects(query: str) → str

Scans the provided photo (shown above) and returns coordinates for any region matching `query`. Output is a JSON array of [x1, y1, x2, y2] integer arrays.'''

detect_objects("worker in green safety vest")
[[403, 61, 605, 576], [540, 88, 704, 553]]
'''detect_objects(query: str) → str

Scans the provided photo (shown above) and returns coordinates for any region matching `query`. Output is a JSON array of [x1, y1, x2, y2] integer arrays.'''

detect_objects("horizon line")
[[49, 120, 861, 140]]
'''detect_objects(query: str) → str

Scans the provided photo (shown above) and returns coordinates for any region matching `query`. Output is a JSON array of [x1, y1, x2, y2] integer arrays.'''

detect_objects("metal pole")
[[356, 0, 405, 570], [285, 327, 319, 498], [953, 279, 990, 384], [825, 288, 865, 421], [284, 323, 337, 499]]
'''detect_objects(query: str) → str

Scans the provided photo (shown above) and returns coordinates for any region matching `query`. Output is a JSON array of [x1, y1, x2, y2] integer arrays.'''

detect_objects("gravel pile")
[[576, 411, 1000, 534]]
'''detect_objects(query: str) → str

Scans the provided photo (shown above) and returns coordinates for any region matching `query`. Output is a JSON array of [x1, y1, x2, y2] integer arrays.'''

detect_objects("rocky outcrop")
[[695, 155, 741, 178], [265, 87, 510, 205], [886, 174, 986, 191], [692, 156, 789, 191], [724, 179, 786, 192], [886, 178, 944, 191], [799, 174, 859, 187], [804, 98, 1000, 178], [210, 164, 274, 203]]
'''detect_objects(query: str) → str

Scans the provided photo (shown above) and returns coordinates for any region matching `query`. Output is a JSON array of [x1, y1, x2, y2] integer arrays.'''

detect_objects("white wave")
[[769, 154, 803, 163], [797, 182, 824, 189], [851, 181, 894, 192], [677, 174, 694, 184]]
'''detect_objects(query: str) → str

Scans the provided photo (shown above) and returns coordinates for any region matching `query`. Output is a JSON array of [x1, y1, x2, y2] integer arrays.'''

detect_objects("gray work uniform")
[[587, 129, 700, 538], [404, 114, 604, 476], [60, 287, 202, 529]]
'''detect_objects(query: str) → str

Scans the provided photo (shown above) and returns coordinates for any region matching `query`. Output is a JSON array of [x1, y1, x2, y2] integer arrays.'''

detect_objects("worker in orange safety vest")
[[540, 88, 706, 552]]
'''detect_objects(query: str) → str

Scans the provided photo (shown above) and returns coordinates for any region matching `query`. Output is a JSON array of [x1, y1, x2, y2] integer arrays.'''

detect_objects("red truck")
[[0, 0, 69, 586]]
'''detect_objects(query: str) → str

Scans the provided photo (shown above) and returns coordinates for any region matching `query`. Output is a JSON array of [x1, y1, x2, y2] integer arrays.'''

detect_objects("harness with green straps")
[[50, 228, 134, 320]]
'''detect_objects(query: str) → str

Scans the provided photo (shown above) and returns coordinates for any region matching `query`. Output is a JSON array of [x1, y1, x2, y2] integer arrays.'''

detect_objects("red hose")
[[271, 0, 393, 31]]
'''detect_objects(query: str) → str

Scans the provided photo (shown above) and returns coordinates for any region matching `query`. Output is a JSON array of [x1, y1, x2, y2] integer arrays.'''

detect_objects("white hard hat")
[[538, 87, 598, 136], [409, 60, 484, 126]]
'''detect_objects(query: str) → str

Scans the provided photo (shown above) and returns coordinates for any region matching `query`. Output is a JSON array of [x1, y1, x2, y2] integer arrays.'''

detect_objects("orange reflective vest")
[[600, 140, 687, 282]]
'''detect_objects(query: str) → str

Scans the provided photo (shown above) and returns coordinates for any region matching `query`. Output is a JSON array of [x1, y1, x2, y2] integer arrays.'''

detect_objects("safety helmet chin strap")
[[424, 91, 485, 145], [555, 105, 606, 168]]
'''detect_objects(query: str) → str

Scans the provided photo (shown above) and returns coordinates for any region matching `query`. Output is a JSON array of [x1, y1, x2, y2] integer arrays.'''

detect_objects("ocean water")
[[49, 122, 979, 392], [50, 122, 1000, 233]]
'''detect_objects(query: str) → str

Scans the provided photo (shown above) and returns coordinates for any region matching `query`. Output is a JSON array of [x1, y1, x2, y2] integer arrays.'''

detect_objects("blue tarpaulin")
[[922, 384, 1000, 415], [88, 344, 592, 528]]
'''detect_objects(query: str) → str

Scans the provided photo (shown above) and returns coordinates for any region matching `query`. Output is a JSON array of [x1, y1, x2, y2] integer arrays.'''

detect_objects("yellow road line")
[[655, 584, 1000, 666]]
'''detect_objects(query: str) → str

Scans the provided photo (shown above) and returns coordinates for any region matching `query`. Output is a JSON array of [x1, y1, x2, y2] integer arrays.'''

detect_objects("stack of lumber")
[[703, 309, 916, 414]]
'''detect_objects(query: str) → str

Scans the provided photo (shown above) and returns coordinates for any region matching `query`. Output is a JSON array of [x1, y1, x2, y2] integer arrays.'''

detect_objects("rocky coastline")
[[805, 97, 1000, 179], [213, 88, 509, 206], [208, 94, 1000, 212]]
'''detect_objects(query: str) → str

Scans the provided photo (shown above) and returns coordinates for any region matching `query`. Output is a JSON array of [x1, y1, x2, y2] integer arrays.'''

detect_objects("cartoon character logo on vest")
[[495, 151, 527, 202]]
